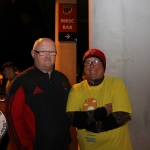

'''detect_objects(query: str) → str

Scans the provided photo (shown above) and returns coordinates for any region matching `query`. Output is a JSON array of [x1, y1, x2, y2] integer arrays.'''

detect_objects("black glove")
[[70, 107, 107, 129], [86, 114, 122, 133], [93, 107, 107, 121], [85, 122, 98, 133], [73, 111, 88, 128]]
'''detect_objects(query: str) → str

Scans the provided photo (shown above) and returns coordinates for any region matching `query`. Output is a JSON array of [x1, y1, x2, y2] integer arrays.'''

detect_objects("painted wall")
[[89, 0, 150, 149], [55, 0, 76, 86]]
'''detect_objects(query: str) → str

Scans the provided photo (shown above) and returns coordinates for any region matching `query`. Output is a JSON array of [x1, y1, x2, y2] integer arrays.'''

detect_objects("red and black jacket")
[[6, 66, 71, 150]]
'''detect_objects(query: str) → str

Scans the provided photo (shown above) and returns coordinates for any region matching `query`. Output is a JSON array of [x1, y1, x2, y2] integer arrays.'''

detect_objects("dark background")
[[0, 0, 88, 77]]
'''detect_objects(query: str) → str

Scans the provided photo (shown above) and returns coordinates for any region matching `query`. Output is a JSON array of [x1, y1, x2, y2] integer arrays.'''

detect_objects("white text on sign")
[[63, 25, 73, 29], [61, 19, 75, 23]]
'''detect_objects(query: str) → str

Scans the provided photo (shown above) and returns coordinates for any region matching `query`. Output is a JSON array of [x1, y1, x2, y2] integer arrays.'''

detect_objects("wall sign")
[[58, 3, 77, 41]]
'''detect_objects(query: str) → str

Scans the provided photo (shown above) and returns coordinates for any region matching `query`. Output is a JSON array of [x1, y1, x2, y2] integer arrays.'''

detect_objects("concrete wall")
[[89, 0, 150, 149]]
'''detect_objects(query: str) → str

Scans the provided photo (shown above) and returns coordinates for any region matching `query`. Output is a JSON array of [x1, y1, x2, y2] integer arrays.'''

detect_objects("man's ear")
[[31, 50, 34, 58]]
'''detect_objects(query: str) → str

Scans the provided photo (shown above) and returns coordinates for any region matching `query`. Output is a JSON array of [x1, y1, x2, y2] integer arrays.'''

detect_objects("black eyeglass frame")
[[34, 50, 57, 56]]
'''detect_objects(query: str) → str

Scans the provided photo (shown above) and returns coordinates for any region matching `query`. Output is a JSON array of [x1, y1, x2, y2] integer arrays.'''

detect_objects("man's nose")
[[45, 52, 51, 58], [89, 62, 95, 67]]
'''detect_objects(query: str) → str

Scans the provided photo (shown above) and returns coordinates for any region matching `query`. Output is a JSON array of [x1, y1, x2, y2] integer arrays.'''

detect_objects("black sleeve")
[[85, 112, 130, 133], [99, 113, 122, 131], [93, 107, 107, 121], [66, 107, 107, 128], [67, 111, 88, 128]]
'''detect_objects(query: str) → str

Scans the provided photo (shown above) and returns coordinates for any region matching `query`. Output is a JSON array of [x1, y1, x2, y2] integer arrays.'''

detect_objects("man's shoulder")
[[11, 66, 36, 85], [105, 76, 122, 81], [104, 76, 124, 85], [52, 70, 68, 78], [72, 80, 87, 89]]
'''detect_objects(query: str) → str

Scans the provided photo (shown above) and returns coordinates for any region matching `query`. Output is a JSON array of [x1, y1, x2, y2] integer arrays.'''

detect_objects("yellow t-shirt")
[[66, 77, 133, 150]]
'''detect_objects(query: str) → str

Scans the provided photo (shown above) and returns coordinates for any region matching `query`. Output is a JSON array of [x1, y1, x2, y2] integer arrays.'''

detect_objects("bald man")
[[6, 38, 71, 150]]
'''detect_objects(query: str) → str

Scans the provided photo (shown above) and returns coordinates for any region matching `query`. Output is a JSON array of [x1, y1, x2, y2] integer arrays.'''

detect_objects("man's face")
[[2, 68, 11, 79], [84, 57, 104, 82], [31, 39, 56, 73]]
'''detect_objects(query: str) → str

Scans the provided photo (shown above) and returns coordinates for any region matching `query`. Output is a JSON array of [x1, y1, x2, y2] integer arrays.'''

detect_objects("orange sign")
[[59, 3, 77, 32]]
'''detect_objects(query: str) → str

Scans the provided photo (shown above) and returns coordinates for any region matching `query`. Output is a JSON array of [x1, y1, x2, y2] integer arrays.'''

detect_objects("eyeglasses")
[[34, 50, 57, 56], [84, 59, 101, 67]]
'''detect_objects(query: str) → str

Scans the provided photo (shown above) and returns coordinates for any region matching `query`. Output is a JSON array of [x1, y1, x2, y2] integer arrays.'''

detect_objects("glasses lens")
[[84, 60, 101, 66], [50, 51, 57, 56], [39, 51, 46, 56], [84, 61, 91, 66]]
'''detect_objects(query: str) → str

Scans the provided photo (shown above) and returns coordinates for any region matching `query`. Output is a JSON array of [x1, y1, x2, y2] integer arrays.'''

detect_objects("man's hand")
[[104, 103, 112, 116]]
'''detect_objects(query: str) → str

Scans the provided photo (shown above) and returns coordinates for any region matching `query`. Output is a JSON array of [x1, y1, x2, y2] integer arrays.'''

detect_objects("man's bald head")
[[31, 38, 57, 73], [33, 38, 56, 50]]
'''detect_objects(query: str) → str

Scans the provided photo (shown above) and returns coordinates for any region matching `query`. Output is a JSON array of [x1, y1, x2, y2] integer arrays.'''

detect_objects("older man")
[[66, 48, 133, 150], [6, 38, 71, 150]]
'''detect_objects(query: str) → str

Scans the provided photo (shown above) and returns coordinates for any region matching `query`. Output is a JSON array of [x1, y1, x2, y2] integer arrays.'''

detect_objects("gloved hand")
[[85, 122, 98, 133]]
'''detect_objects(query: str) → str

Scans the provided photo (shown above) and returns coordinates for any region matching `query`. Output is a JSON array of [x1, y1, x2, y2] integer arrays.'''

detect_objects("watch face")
[[0, 111, 7, 139]]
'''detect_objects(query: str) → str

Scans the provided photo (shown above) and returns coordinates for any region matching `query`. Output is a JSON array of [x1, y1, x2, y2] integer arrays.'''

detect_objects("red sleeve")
[[7, 86, 35, 150]]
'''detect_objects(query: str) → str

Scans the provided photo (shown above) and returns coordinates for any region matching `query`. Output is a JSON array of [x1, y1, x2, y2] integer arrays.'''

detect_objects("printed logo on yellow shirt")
[[82, 98, 97, 111]]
